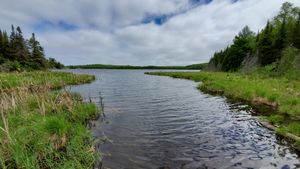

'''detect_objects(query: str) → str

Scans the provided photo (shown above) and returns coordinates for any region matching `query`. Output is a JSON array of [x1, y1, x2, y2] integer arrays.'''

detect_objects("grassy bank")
[[0, 71, 100, 168], [146, 71, 300, 144], [0, 71, 95, 90]]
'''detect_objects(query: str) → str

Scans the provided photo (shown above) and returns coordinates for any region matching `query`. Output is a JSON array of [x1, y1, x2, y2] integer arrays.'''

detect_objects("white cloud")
[[0, 0, 300, 65]]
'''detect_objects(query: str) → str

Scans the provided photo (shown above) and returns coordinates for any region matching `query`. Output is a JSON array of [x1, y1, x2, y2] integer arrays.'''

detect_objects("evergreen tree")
[[277, 2, 294, 20], [258, 21, 274, 66], [9, 26, 29, 65], [207, 2, 300, 72], [48, 57, 64, 69], [255, 31, 260, 43], [294, 12, 300, 49], [221, 26, 255, 71], [28, 33, 48, 69], [8, 25, 16, 61], [0, 25, 63, 71], [273, 16, 287, 60], [0, 30, 4, 63], [2, 31, 10, 60]]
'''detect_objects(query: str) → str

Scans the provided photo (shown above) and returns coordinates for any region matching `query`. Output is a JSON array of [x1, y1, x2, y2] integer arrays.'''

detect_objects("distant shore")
[[66, 63, 208, 70]]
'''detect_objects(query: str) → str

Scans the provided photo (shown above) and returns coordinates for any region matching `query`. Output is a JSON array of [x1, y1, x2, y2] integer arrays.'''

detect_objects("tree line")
[[208, 2, 300, 73], [68, 63, 208, 70], [0, 25, 63, 71]]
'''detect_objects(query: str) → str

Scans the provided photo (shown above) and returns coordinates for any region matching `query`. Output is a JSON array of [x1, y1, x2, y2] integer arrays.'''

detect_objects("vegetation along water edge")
[[146, 2, 300, 150], [146, 71, 300, 149], [0, 71, 100, 168]]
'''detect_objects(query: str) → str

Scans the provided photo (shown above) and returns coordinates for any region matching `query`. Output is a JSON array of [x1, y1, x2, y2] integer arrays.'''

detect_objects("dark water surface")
[[65, 69, 300, 169]]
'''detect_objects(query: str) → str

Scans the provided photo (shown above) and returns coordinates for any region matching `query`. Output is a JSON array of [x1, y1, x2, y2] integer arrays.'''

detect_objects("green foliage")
[[267, 115, 285, 125], [257, 21, 275, 66], [0, 61, 22, 72], [27, 33, 48, 70], [0, 25, 64, 72], [277, 47, 300, 79], [294, 12, 300, 49], [48, 57, 64, 69], [147, 71, 300, 119], [278, 122, 300, 136], [0, 71, 95, 90], [222, 26, 256, 71], [208, 2, 300, 71], [148, 71, 300, 140], [0, 72, 99, 168], [208, 26, 256, 71]]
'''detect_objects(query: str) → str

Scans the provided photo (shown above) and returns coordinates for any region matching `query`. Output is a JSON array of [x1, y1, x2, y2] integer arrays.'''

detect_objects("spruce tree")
[[8, 25, 16, 61], [48, 57, 64, 69], [0, 30, 3, 54], [273, 16, 287, 60], [0, 25, 54, 71], [0, 30, 4, 63], [9, 25, 29, 65], [258, 21, 274, 66], [294, 12, 300, 49], [28, 33, 47, 69], [221, 26, 255, 71], [2, 31, 10, 60]]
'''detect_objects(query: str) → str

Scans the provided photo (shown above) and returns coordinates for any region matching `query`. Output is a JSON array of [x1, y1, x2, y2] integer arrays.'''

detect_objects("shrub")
[[277, 47, 300, 79]]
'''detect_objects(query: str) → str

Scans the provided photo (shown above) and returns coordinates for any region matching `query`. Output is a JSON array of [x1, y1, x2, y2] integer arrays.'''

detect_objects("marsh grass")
[[146, 71, 300, 139], [0, 71, 95, 91], [0, 72, 99, 168]]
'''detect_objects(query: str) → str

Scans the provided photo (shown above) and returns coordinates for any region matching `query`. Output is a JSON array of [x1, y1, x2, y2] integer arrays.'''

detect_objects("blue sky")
[[0, 0, 299, 65]]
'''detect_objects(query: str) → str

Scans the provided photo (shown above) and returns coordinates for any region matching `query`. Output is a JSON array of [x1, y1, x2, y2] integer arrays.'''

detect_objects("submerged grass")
[[146, 71, 300, 144], [0, 71, 99, 168]]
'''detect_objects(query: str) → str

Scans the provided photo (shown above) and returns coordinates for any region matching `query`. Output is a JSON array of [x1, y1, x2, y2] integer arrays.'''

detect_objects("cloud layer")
[[1, 0, 300, 65]]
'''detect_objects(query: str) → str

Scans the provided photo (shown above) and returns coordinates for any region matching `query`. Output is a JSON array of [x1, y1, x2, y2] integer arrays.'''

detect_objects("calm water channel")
[[64, 69, 300, 169]]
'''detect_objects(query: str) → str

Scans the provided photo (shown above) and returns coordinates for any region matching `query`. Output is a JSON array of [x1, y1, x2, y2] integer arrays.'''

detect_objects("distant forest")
[[208, 2, 300, 76], [67, 63, 208, 70], [0, 25, 63, 71]]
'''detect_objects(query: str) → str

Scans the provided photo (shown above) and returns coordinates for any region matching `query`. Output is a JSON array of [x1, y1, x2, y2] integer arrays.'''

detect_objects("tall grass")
[[0, 71, 95, 90], [146, 71, 300, 139], [0, 72, 99, 168]]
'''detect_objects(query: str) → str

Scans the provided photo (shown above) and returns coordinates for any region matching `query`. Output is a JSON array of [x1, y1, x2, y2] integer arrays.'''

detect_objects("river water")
[[64, 69, 300, 169]]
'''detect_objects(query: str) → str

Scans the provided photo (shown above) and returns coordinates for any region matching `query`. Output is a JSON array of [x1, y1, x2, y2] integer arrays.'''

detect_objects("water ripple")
[[66, 69, 300, 169]]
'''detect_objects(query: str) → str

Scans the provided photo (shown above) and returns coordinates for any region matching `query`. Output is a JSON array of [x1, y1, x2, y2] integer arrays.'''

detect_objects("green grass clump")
[[267, 115, 285, 125], [0, 72, 99, 168], [277, 123, 300, 137], [0, 71, 95, 90]]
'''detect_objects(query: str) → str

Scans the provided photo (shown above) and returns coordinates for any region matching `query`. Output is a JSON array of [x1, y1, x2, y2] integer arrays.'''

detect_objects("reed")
[[0, 72, 99, 168]]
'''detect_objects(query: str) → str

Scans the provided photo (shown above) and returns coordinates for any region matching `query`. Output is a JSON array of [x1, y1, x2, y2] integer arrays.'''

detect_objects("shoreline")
[[146, 71, 300, 150], [0, 71, 100, 168]]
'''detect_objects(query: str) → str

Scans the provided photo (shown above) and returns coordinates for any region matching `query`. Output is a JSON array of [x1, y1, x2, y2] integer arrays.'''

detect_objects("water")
[[64, 69, 300, 169]]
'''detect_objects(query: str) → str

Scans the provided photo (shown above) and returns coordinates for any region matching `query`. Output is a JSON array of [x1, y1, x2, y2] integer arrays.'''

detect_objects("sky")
[[1, 0, 300, 66]]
